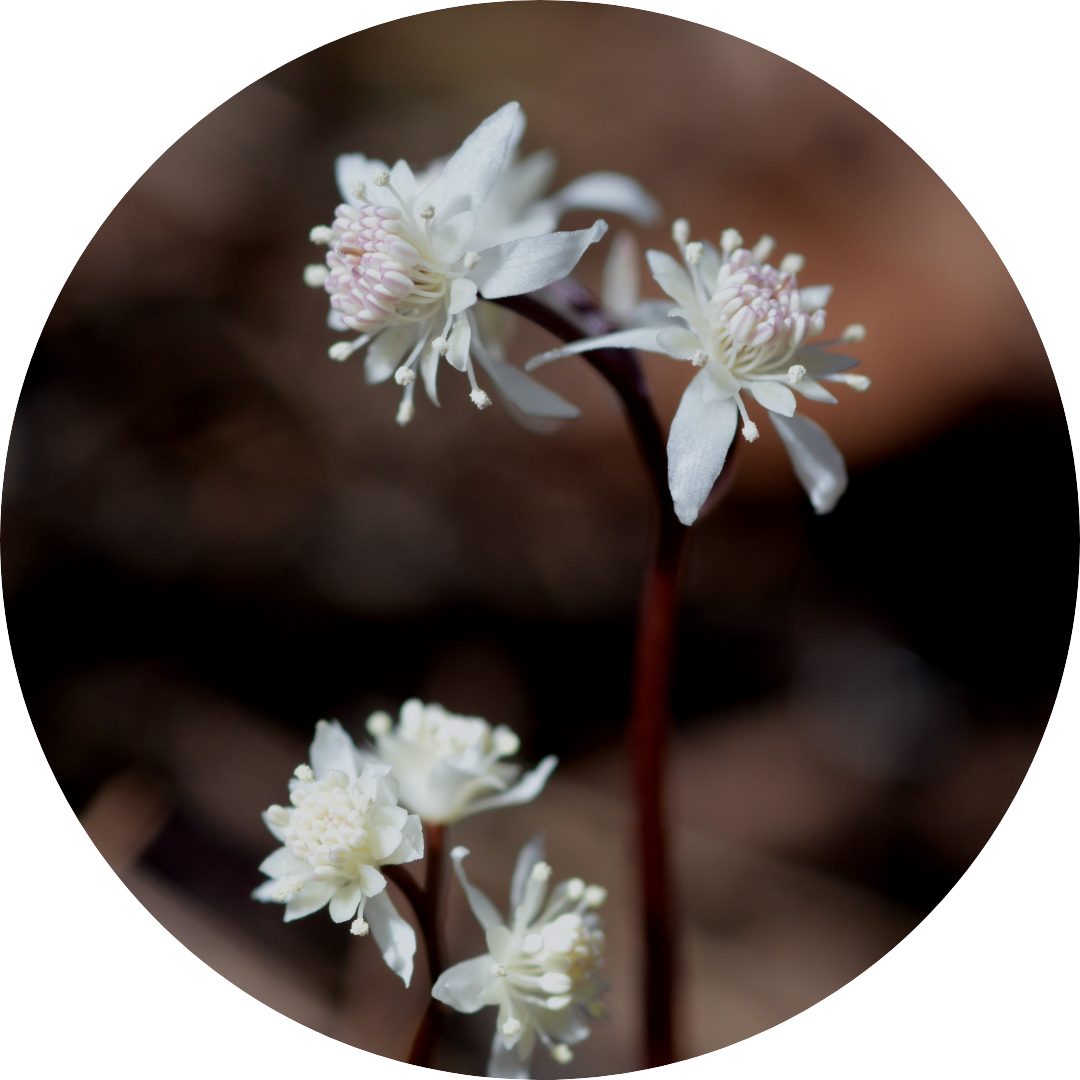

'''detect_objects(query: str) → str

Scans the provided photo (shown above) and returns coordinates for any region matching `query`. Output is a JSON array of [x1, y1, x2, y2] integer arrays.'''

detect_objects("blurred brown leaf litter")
[[9, 4, 1074, 1075]]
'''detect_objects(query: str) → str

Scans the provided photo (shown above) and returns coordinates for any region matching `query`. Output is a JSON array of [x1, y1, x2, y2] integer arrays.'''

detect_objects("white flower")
[[362, 699, 558, 825], [526, 223, 870, 524], [306, 103, 616, 425], [252, 720, 424, 986], [432, 842, 608, 1078]]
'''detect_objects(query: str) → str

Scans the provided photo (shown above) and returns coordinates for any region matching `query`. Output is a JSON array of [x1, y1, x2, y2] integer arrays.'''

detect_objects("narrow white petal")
[[283, 880, 334, 922], [769, 411, 848, 514], [309, 719, 358, 783], [645, 250, 696, 308], [364, 325, 416, 384], [656, 326, 703, 360], [667, 370, 739, 526], [601, 230, 640, 322], [431, 955, 495, 1013], [473, 348, 579, 419], [328, 879, 366, 923], [389, 158, 417, 202], [488, 1031, 531, 1079], [420, 344, 440, 405], [524, 327, 663, 371], [364, 889, 417, 987], [382, 813, 424, 865], [748, 380, 797, 416], [793, 377, 839, 404], [471, 221, 608, 299], [509, 835, 547, 912], [433, 210, 478, 264], [540, 170, 661, 225], [450, 846, 506, 931], [463, 756, 559, 817], [258, 847, 306, 879], [423, 102, 521, 228], [447, 317, 472, 372], [449, 277, 479, 316]]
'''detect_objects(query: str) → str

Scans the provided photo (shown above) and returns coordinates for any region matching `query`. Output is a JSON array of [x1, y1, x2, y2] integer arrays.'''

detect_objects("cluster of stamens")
[[265, 767, 401, 882], [323, 203, 443, 332], [370, 701, 520, 762]]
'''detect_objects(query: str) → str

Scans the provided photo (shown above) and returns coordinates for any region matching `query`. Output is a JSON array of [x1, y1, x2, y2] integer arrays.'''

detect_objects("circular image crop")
[[7, 4, 1075, 1077]]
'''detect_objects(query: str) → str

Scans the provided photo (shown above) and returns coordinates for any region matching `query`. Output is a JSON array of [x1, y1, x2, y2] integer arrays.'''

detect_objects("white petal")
[[389, 158, 417, 202], [283, 880, 334, 922], [447, 316, 472, 372], [471, 221, 608, 299], [793, 377, 839, 404], [769, 412, 848, 514], [358, 863, 388, 895], [645, 250, 696, 309], [420, 343, 440, 406], [431, 955, 495, 1013], [260, 811, 287, 843], [422, 102, 521, 229], [251, 878, 283, 902], [309, 719, 358, 783], [794, 345, 860, 376], [364, 326, 417, 384], [748, 380, 797, 416], [524, 327, 663, 371], [327, 308, 348, 332], [509, 835, 546, 912], [799, 284, 833, 312], [328, 879, 366, 923], [433, 210, 478, 264], [697, 241, 723, 295], [364, 889, 417, 987], [463, 756, 559, 817], [540, 171, 661, 225], [335, 153, 390, 206], [667, 370, 739, 526], [450, 846, 506, 931], [449, 277, 479, 316], [601, 230, 640, 322], [488, 1030, 531, 1079], [477, 210, 560, 248], [382, 813, 424, 865], [656, 326, 703, 360], [473, 347, 580, 420], [258, 847, 306, 879]]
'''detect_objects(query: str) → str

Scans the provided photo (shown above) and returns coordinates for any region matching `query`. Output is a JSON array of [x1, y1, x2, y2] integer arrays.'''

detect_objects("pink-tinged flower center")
[[324, 203, 447, 333]]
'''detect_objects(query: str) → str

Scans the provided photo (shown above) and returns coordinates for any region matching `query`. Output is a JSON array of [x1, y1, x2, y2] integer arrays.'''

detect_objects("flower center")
[[283, 771, 379, 881], [508, 912, 605, 1007], [324, 202, 452, 333], [705, 249, 825, 374]]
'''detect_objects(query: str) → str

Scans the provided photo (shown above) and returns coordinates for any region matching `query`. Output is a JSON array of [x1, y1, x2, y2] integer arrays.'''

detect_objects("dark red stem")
[[496, 285, 694, 1066], [385, 822, 448, 1067]]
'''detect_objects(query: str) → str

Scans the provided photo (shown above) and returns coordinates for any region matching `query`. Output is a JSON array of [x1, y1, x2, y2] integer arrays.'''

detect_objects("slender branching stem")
[[385, 822, 448, 1067], [495, 284, 723, 1067]]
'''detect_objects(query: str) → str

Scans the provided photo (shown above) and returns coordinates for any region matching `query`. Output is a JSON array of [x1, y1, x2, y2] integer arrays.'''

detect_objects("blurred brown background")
[[4, 4, 1075, 1077]]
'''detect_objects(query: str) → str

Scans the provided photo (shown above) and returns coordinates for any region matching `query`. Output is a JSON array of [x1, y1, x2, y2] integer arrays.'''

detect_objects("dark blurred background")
[[3, 4, 1075, 1076]]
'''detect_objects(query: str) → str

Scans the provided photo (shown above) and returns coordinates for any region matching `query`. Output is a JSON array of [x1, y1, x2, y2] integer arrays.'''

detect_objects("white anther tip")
[[690, 350, 708, 368], [418, 202, 435, 220], [493, 727, 520, 756], [430, 336, 448, 356], [532, 861, 553, 882], [787, 363, 808, 384], [780, 253, 805, 274], [491, 963, 509, 978], [328, 342, 353, 362], [721, 228, 743, 256], [309, 225, 334, 245], [470, 388, 492, 410], [303, 264, 329, 288], [566, 878, 585, 900], [372, 169, 390, 187], [841, 323, 866, 342], [742, 421, 760, 443], [396, 399, 415, 427], [552, 1045, 574, 1064], [583, 884, 607, 908], [752, 234, 775, 262], [684, 242, 704, 265], [846, 374, 872, 391], [672, 218, 691, 246], [462, 250, 481, 270], [350, 181, 368, 200], [294, 764, 314, 781], [394, 366, 416, 386], [350, 918, 370, 936], [366, 711, 393, 737], [502, 1017, 522, 1037]]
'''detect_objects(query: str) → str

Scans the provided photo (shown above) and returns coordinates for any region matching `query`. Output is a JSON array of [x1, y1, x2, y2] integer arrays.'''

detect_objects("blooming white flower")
[[433, 841, 609, 1078], [527, 222, 870, 524], [361, 699, 557, 824], [253, 720, 424, 985], [305, 103, 620, 425]]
